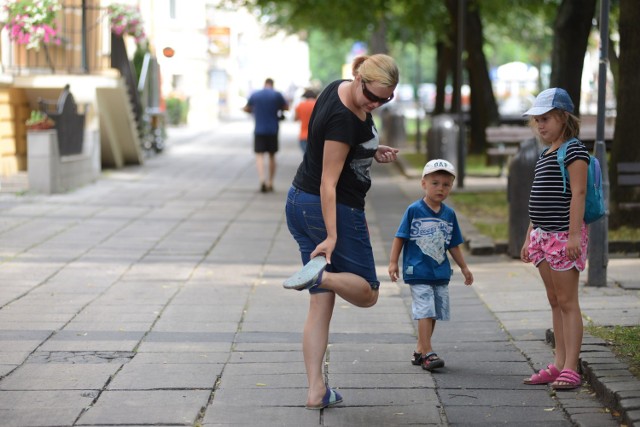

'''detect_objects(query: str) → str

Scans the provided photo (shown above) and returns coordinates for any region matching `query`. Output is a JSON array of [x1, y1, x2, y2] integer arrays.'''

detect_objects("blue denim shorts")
[[285, 186, 380, 293], [410, 283, 450, 320]]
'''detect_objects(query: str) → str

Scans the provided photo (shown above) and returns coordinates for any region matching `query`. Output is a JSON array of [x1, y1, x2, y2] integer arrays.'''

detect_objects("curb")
[[546, 328, 640, 426]]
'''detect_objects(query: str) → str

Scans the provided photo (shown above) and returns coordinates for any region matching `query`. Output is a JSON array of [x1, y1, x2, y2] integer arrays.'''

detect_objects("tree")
[[444, 0, 499, 154], [610, 0, 640, 226], [549, 0, 597, 115]]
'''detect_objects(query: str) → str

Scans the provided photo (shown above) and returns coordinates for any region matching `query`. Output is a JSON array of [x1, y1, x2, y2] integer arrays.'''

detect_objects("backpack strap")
[[556, 138, 578, 194], [557, 142, 568, 193]]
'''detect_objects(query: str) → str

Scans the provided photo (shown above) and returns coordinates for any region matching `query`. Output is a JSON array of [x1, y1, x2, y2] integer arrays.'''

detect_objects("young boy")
[[388, 159, 473, 371]]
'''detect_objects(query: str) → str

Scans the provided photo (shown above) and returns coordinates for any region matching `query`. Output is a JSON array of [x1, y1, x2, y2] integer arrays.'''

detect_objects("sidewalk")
[[0, 119, 637, 426]]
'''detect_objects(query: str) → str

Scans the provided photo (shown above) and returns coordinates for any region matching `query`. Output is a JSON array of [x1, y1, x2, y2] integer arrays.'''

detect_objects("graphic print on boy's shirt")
[[410, 217, 453, 264]]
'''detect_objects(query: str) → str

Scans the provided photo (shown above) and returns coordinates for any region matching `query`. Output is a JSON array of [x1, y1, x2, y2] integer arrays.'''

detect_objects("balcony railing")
[[1, 1, 112, 75]]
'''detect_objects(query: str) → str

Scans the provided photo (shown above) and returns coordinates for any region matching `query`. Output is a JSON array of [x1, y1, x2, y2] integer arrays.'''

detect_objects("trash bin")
[[426, 114, 458, 162], [507, 137, 542, 258]]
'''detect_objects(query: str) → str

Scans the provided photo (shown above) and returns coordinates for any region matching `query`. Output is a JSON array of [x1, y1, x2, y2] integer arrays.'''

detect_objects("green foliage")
[[479, 0, 557, 68], [449, 190, 509, 241], [25, 110, 55, 129], [585, 324, 640, 379], [165, 97, 189, 125], [307, 30, 354, 85], [223, 0, 444, 53], [222, 0, 561, 87], [388, 39, 437, 85], [132, 43, 149, 86]]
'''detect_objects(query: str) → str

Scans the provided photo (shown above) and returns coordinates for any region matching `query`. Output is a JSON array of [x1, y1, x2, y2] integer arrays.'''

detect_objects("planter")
[[26, 124, 55, 131], [27, 129, 100, 194], [27, 130, 58, 194]]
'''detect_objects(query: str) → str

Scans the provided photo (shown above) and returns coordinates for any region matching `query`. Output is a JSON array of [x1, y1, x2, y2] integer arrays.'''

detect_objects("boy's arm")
[[448, 245, 473, 285], [388, 237, 405, 282]]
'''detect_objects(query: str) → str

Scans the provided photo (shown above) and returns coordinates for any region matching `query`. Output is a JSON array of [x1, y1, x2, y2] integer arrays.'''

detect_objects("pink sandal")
[[551, 368, 582, 390], [523, 364, 560, 385]]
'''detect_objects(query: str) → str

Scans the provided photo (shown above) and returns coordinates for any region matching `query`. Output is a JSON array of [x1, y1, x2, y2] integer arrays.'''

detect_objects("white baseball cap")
[[422, 159, 456, 178]]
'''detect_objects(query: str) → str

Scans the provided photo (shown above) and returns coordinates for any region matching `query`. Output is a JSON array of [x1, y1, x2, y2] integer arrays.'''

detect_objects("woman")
[[283, 54, 400, 409]]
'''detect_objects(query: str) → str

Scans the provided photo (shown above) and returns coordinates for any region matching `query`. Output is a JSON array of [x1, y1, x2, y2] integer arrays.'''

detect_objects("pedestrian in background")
[[282, 54, 399, 410], [388, 159, 473, 372], [294, 88, 317, 153], [243, 78, 288, 193], [521, 88, 588, 390]]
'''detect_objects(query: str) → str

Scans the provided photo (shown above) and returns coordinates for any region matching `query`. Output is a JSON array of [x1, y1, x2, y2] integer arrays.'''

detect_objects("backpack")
[[556, 138, 605, 224]]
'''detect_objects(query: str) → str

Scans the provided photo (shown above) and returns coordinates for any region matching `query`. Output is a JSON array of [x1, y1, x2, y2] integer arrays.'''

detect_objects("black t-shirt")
[[292, 80, 379, 209]]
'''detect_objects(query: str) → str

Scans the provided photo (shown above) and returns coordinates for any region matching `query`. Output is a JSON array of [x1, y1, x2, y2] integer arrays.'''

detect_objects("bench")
[[486, 126, 533, 176], [486, 144, 520, 176], [618, 162, 640, 210]]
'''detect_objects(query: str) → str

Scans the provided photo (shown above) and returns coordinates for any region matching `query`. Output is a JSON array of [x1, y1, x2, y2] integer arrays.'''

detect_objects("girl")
[[520, 88, 590, 390]]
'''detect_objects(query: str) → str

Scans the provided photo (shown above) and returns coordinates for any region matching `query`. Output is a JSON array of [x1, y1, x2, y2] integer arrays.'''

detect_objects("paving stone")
[[323, 404, 445, 426], [445, 405, 571, 425], [77, 390, 210, 425], [0, 390, 94, 427], [201, 404, 322, 426], [107, 362, 222, 390], [0, 364, 119, 390]]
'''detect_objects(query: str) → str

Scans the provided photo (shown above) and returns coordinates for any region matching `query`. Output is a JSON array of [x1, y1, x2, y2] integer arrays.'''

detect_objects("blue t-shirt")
[[247, 88, 287, 135], [394, 199, 464, 285]]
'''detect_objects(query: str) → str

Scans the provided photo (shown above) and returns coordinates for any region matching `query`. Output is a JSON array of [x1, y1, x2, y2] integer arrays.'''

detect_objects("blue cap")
[[523, 87, 574, 116]]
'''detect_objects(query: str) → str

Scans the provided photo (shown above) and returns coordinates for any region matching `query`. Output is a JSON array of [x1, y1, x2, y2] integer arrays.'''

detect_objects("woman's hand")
[[311, 237, 337, 265], [375, 145, 399, 163]]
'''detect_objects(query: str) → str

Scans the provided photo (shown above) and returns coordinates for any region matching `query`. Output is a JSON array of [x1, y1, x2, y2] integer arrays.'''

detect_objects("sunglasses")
[[361, 81, 394, 105]]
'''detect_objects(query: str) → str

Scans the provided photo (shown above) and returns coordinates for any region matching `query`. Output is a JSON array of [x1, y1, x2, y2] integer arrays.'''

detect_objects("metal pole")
[[587, 0, 610, 287], [81, 0, 88, 72], [456, 0, 465, 188], [415, 35, 422, 153]]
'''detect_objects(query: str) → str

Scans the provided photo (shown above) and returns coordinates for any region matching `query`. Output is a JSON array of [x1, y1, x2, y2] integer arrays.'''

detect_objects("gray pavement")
[[0, 118, 638, 426]]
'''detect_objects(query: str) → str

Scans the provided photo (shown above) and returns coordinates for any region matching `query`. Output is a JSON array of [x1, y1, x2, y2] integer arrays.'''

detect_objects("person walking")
[[294, 88, 317, 153], [520, 88, 589, 390], [243, 78, 288, 193], [282, 54, 399, 409], [388, 159, 473, 372]]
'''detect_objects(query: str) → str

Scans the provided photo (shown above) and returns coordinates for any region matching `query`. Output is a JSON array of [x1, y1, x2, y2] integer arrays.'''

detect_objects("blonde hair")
[[352, 54, 399, 87], [527, 109, 581, 144]]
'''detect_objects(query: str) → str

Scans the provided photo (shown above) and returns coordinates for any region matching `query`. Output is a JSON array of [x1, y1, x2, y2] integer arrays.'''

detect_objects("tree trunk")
[[434, 41, 453, 115], [607, 36, 619, 94], [369, 19, 389, 54], [610, 0, 640, 226], [443, 0, 498, 154], [550, 0, 597, 116], [464, 0, 499, 154]]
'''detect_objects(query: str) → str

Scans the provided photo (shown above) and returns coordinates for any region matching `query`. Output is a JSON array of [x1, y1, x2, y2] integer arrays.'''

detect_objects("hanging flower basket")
[[2, 0, 62, 51], [106, 3, 147, 46]]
